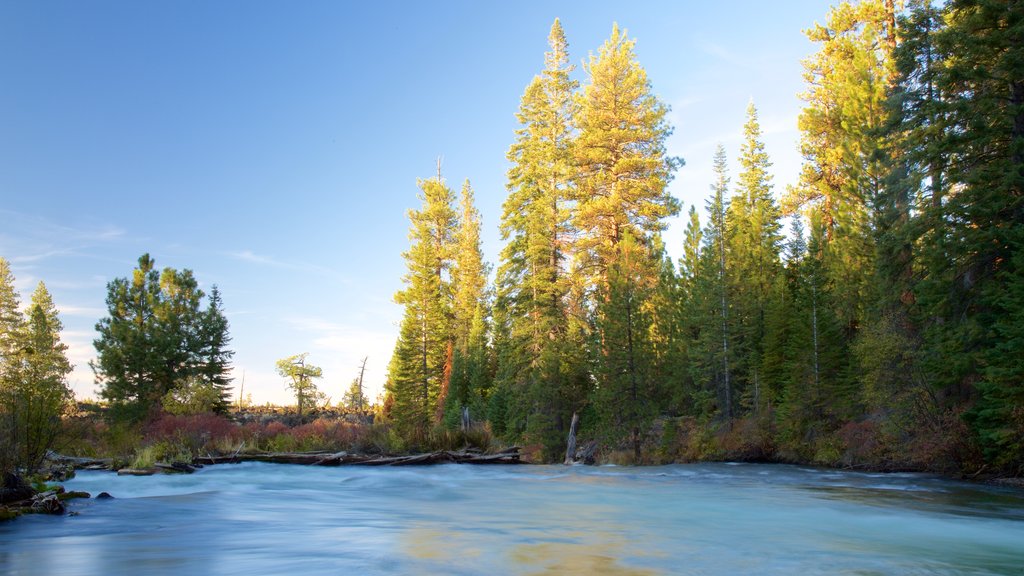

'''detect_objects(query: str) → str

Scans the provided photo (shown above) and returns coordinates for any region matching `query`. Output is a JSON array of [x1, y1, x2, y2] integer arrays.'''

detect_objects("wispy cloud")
[[58, 304, 107, 318], [226, 250, 350, 283], [229, 250, 282, 266], [0, 210, 126, 267]]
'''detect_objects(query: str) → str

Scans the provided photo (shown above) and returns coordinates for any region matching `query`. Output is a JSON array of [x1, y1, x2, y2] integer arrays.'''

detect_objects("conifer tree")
[[0, 278, 74, 472], [727, 102, 784, 414], [574, 24, 681, 280], [451, 180, 487, 350], [275, 353, 324, 419], [495, 19, 587, 457], [386, 174, 458, 442], [93, 255, 233, 421], [0, 258, 22, 475], [196, 285, 234, 414], [787, 0, 896, 337], [445, 180, 492, 427], [690, 145, 734, 419], [593, 232, 658, 463], [914, 0, 1024, 470]]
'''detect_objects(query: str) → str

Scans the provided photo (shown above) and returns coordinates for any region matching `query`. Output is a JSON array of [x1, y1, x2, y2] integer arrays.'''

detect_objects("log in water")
[[2, 462, 1022, 575]]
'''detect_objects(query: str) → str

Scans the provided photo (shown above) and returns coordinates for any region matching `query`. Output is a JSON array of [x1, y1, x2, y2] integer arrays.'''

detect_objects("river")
[[1, 462, 1022, 575]]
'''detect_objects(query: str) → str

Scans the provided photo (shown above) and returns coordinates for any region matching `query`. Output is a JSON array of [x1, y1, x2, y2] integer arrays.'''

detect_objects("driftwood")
[[154, 462, 198, 474], [565, 412, 579, 465], [193, 447, 523, 467], [116, 468, 158, 476], [45, 452, 114, 470]]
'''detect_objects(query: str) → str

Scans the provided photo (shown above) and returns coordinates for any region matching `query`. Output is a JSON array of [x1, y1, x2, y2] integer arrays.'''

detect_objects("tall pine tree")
[[386, 174, 458, 443]]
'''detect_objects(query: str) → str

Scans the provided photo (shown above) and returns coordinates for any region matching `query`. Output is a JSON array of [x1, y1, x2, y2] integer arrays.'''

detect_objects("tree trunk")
[[564, 412, 579, 465]]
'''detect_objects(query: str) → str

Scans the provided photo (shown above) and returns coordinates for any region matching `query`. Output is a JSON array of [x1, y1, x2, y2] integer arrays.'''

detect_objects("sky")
[[0, 0, 834, 406]]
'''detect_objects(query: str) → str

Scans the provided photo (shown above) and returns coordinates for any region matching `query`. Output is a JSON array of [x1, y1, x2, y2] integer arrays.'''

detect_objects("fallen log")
[[193, 447, 524, 467]]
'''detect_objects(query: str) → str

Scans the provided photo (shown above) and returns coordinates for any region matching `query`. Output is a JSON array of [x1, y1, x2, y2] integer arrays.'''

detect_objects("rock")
[[31, 492, 65, 515], [96, 492, 114, 499], [46, 465, 76, 482], [0, 473, 34, 505], [58, 491, 91, 501]]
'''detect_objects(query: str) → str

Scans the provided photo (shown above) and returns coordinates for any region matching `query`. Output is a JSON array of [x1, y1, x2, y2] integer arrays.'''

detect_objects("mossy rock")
[[58, 491, 91, 501], [0, 506, 22, 521]]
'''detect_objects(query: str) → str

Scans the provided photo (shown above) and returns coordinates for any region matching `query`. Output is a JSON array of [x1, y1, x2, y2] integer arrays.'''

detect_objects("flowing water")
[[1, 462, 1022, 575]]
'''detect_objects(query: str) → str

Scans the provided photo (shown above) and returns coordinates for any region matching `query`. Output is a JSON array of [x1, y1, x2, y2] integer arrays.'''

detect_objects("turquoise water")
[[2, 462, 1022, 575]]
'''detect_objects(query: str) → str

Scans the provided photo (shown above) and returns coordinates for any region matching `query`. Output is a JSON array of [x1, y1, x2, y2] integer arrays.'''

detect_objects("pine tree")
[[386, 174, 458, 442], [690, 145, 734, 419], [0, 258, 22, 369], [727, 102, 784, 414], [574, 24, 681, 280], [93, 254, 233, 421], [196, 285, 233, 414], [494, 19, 587, 458], [445, 180, 493, 428], [1, 281, 74, 472], [93, 254, 166, 420], [592, 232, 658, 463], [787, 0, 896, 337], [672, 206, 703, 414], [451, 180, 488, 349], [0, 259, 23, 475], [913, 0, 1024, 471]]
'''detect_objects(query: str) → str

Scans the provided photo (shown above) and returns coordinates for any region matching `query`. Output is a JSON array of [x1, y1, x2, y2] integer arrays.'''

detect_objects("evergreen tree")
[[445, 179, 493, 428], [495, 19, 587, 458], [386, 174, 458, 442], [914, 0, 1024, 471], [672, 206, 703, 414], [93, 254, 166, 420], [195, 285, 233, 414], [0, 258, 22, 370], [0, 278, 74, 473], [727, 102, 784, 414], [592, 232, 658, 463], [93, 254, 233, 421], [451, 180, 488, 349], [787, 0, 896, 337], [690, 145, 734, 419], [343, 378, 370, 412], [0, 258, 19, 474], [574, 24, 681, 280]]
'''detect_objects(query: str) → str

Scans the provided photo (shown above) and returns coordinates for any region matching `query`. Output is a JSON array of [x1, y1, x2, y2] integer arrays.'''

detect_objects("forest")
[[2, 0, 1022, 482], [382, 0, 1023, 474]]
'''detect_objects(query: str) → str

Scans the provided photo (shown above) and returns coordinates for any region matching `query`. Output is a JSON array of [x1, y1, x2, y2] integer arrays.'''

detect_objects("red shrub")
[[144, 413, 239, 450]]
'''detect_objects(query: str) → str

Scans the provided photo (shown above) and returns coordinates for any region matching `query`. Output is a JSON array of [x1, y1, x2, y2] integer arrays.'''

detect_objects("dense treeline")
[[386, 1, 1023, 475]]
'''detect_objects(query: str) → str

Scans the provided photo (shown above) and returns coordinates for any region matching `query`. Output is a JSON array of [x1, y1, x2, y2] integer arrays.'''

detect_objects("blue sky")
[[1, 1, 832, 405]]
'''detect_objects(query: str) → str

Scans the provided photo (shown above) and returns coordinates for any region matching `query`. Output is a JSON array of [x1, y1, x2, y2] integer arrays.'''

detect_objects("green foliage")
[[275, 354, 325, 418], [386, 175, 459, 443], [0, 264, 74, 474], [592, 233, 659, 464], [92, 254, 233, 421], [162, 377, 224, 416], [493, 19, 586, 459], [342, 377, 370, 413], [574, 23, 681, 278]]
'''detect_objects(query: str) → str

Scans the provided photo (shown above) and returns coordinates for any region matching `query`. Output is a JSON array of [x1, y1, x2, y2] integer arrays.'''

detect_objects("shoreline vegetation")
[[2, 402, 1022, 522], [4, 0, 1024, 522]]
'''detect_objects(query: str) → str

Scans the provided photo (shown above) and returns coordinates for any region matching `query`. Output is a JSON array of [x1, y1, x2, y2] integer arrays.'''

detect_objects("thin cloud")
[[58, 305, 107, 318], [227, 250, 351, 284]]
